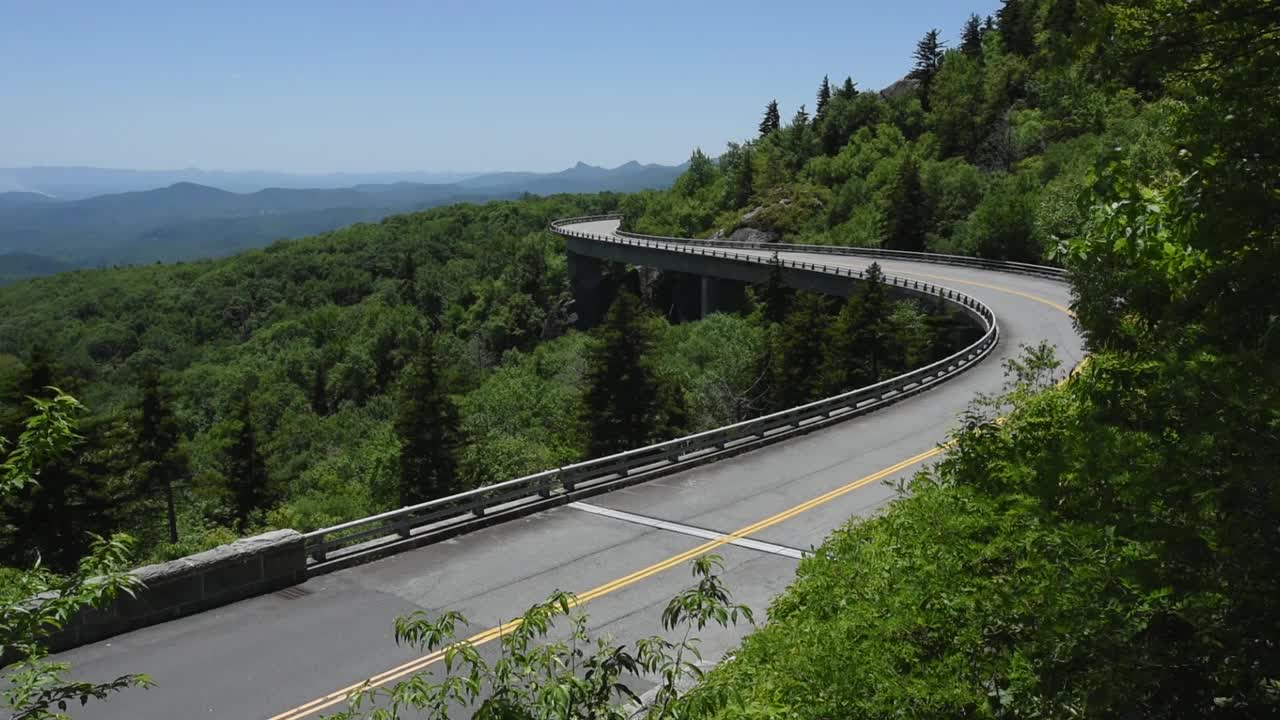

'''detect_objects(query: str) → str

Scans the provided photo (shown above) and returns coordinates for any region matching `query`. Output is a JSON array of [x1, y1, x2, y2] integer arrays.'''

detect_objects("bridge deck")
[[55, 218, 1082, 720]]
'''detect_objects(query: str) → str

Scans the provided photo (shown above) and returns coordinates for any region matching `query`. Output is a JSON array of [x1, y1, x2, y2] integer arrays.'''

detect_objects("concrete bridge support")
[[567, 251, 609, 330], [700, 276, 747, 317]]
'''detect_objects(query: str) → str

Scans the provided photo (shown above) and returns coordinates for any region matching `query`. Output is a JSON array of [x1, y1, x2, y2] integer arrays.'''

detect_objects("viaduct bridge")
[[51, 216, 1083, 719]]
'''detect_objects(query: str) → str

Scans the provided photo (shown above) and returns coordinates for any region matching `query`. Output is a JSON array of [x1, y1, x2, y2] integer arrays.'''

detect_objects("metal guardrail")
[[610, 225, 1068, 280], [304, 215, 1020, 567]]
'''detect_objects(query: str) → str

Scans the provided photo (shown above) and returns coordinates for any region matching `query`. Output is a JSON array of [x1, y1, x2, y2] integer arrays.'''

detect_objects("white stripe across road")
[[568, 502, 809, 560]]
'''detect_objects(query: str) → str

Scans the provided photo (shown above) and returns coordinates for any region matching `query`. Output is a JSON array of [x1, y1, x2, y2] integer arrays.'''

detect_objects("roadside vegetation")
[[2, 0, 1275, 717], [327, 0, 1280, 717], [0, 192, 970, 568]]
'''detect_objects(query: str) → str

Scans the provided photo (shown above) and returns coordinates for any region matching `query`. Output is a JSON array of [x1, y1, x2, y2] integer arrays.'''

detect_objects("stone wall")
[[45, 529, 306, 654]]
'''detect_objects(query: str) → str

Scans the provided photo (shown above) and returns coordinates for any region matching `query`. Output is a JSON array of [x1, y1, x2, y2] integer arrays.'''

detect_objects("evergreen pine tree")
[[788, 105, 813, 169], [758, 100, 781, 137], [395, 332, 460, 506], [18, 346, 55, 400], [961, 13, 984, 58], [884, 157, 928, 252], [761, 254, 790, 325], [397, 251, 418, 306], [581, 291, 672, 458], [815, 76, 832, 120], [769, 292, 833, 410], [138, 370, 187, 544], [225, 397, 271, 530], [0, 391, 116, 571], [997, 0, 1035, 55], [731, 147, 755, 208], [856, 263, 890, 381], [840, 76, 857, 100], [2, 346, 57, 441], [821, 290, 871, 395], [793, 105, 810, 128], [909, 29, 946, 110], [310, 360, 329, 416], [1045, 0, 1077, 38]]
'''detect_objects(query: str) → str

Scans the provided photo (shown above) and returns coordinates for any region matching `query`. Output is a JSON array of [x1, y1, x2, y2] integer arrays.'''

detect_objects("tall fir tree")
[[758, 100, 781, 137], [856, 263, 891, 381], [961, 13, 984, 58], [791, 105, 809, 129], [769, 292, 833, 410], [884, 157, 928, 252], [821, 291, 871, 395], [395, 331, 460, 506], [731, 147, 755, 208], [761, 253, 790, 325], [815, 75, 832, 121], [997, 0, 1035, 56], [138, 370, 187, 544], [397, 251, 418, 306], [787, 105, 813, 168], [581, 291, 675, 458], [839, 76, 857, 100], [2, 346, 57, 442], [0, 393, 116, 571], [225, 397, 271, 531], [1045, 0, 1078, 38], [310, 359, 329, 416], [909, 29, 946, 110]]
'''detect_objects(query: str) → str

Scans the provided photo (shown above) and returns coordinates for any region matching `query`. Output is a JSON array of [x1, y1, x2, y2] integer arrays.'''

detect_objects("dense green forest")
[[0, 161, 687, 284], [615, 2, 1175, 269], [3, 0, 1277, 716], [675, 1, 1280, 717], [270, 1, 1280, 718], [0, 187, 972, 568]]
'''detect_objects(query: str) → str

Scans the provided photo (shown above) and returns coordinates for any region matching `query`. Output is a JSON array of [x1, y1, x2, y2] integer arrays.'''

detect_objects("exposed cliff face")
[[727, 226, 781, 244], [720, 184, 829, 245], [879, 76, 920, 101]]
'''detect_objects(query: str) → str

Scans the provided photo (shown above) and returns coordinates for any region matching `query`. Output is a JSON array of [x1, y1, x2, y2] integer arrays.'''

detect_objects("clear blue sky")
[[0, 1, 1000, 173]]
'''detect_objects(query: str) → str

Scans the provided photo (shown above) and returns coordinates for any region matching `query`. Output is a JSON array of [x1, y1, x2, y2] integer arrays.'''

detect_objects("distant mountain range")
[[0, 167, 478, 199], [0, 161, 685, 284]]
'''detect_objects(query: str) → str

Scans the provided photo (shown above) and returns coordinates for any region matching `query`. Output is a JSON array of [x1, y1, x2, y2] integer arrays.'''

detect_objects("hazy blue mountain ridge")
[[0, 161, 684, 284]]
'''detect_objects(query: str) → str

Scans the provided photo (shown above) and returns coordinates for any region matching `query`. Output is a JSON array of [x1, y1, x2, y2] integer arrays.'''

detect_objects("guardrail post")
[[398, 523, 411, 539], [310, 548, 327, 563], [472, 506, 486, 518]]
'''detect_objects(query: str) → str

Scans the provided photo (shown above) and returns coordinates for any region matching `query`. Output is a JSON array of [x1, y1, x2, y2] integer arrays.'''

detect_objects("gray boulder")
[[728, 227, 780, 244]]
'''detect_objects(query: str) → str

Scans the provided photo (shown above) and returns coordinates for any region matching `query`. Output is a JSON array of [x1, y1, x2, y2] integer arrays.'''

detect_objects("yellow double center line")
[[270, 273, 1073, 720], [269, 447, 939, 720]]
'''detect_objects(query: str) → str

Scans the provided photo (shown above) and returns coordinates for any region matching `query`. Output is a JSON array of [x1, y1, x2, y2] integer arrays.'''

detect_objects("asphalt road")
[[55, 219, 1083, 719]]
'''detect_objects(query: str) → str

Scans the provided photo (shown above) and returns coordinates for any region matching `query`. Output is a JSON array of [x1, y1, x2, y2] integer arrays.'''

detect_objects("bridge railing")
[[549, 214, 1066, 279], [614, 231, 1066, 280], [303, 216, 1007, 567]]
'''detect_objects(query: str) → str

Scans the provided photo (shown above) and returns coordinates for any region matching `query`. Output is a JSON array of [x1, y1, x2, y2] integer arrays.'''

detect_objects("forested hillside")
[[3, 0, 1276, 716], [0, 161, 687, 284], [616, 2, 1174, 271], [306, 1, 1280, 717], [676, 1, 1280, 717], [0, 190, 971, 568]]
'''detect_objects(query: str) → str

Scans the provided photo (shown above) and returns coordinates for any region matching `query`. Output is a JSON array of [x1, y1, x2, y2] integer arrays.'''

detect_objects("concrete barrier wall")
[[45, 529, 306, 654]]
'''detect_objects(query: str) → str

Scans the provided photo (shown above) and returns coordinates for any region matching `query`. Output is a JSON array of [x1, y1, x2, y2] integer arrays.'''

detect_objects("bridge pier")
[[567, 252, 609, 329], [700, 276, 747, 318]]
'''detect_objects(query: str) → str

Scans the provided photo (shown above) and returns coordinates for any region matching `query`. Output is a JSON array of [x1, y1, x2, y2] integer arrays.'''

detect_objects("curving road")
[[56, 218, 1083, 719]]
